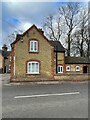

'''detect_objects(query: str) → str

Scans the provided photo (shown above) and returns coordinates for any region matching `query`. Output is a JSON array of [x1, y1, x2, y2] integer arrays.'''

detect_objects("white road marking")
[[14, 92, 80, 99], [4, 84, 11, 86]]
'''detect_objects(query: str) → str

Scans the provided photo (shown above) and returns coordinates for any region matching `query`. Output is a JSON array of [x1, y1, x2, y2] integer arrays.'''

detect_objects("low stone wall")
[[54, 74, 90, 81]]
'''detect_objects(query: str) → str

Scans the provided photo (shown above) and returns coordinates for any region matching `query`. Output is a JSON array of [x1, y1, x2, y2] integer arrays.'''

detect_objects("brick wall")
[[65, 64, 90, 74], [11, 26, 54, 81], [4, 54, 11, 73], [54, 52, 65, 74], [57, 53, 64, 64], [54, 74, 90, 81], [0, 54, 3, 73]]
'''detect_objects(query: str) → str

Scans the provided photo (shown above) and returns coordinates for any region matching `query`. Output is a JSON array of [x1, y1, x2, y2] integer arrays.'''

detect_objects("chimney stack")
[[38, 28, 44, 34], [2, 44, 8, 51]]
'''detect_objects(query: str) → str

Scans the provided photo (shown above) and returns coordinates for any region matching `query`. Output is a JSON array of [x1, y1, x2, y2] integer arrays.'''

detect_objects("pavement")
[[1, 74, 10, 85], [2, 81, 88, 118]]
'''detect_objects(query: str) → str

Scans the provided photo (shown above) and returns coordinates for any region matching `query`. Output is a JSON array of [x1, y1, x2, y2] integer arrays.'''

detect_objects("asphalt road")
[[2, 81, 88, 118]]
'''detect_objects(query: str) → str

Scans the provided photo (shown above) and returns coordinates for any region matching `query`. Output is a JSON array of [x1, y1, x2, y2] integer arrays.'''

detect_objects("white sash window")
[[58, 65, 63, 73], [30, 40, 38, 52], [27, 61, 39, 74]]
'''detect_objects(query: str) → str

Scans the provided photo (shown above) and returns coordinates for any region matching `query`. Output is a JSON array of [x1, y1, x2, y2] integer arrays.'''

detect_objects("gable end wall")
[[11, 27, 54, 81]]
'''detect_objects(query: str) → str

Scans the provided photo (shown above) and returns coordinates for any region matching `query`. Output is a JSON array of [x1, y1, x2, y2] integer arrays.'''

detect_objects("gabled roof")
[[65, 56, 90, 64], [11, 24, 65, 52], [0, 49, 11, 58], [11, 24, 49, 46], [49, 41, 65, 52]]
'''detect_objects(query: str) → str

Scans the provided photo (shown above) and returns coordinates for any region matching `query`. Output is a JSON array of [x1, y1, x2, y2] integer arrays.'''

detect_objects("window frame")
[[27, 61, 39, 74], [9, 56, 11, 61], [9, 65, 11, 71], [66, 65, 71, 71], [76, 66, 80, 72], [58, 65, 63, 73], [29, 40, 38, 52]]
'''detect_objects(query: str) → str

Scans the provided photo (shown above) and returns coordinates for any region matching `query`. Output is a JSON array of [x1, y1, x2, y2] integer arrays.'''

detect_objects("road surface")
[[2, 81, 88, 118]]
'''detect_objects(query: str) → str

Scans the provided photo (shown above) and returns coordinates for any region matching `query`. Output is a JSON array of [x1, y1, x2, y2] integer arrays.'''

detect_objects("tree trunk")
[[67, 33, 71, 56], [80, 29, 84, 57], [87, 40, 90, 58], [80, 41, 83, 57]]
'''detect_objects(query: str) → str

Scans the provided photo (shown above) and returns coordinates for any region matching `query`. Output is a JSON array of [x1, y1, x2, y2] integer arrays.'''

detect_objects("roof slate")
[[65, 56, 90, 64], [49, 41, 65, 52]]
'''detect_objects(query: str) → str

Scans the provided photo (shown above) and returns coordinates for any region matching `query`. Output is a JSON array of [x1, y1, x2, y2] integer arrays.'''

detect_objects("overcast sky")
[[0, 0, 89, 49]]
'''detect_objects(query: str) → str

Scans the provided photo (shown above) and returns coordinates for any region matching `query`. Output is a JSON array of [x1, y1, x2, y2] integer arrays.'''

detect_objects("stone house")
[[0, 45, 11, 73], [10, 25, 90, 81]]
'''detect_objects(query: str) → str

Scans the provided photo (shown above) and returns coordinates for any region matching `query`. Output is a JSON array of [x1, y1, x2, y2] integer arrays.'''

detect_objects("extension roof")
[[49, 41, 65, 52], [65, 56, 90, 64]]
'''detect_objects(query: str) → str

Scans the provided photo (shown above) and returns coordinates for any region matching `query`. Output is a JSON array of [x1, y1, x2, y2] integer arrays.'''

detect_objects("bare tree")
[[59, 2, 80, 56], [88, 1, 90, 58], [72, 9, 88, 57], [43, 2, 80, 56], [43, 14, 63, 41], [4, 29, 23, 50]]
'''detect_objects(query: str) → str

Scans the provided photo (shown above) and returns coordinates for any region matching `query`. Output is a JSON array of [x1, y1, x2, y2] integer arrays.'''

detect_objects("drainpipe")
[[14, 56, 15, 76], [56, 46, 58, 74]]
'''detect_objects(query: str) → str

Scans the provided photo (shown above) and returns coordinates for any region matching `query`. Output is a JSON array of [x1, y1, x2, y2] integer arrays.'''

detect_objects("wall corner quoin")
[[11, 45, 15, 78], [51, 47, 54, 78]]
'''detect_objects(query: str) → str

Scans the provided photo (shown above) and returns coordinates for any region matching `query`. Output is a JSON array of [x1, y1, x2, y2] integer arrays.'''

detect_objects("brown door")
[[83, 66, 88, 73]]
